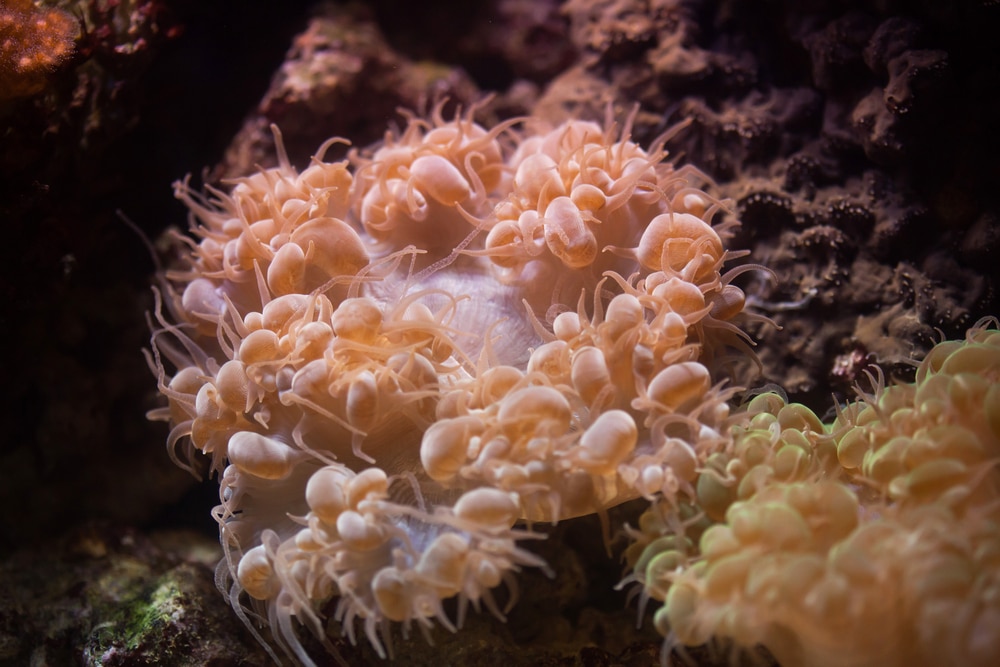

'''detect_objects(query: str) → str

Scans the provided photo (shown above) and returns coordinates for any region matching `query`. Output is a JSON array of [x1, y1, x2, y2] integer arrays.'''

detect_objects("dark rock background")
[[1, 0, 997, 665]]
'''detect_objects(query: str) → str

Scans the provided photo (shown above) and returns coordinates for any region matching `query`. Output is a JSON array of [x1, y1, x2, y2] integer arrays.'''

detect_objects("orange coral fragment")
[[0, 0, 77, 100]]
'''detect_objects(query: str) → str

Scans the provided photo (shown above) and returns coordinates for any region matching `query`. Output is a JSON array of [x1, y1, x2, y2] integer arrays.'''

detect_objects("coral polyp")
[[629, 322, 1000, 667], [148, 104, 752, 664]]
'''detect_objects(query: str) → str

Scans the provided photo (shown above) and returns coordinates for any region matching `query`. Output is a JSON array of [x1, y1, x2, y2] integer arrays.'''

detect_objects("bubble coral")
[[148, 102, 754, 665], [629, 320, 1000, 667]]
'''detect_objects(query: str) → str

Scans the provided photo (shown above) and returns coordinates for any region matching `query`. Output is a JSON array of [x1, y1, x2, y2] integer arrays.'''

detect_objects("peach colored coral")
[[149, 104, 751, 665]]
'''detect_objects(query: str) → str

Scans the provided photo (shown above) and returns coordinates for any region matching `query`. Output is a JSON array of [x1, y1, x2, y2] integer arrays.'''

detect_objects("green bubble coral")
[[631, 319, 1000, 667]]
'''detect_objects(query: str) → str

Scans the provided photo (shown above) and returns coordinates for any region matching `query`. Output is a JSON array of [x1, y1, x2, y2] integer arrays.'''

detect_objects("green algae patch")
[[0, 523, 271, 667], [91, 565, 199, 664]]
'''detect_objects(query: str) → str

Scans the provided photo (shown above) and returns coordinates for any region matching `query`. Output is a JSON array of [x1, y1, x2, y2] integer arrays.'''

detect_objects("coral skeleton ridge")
[[149, 103, 1000, 666]]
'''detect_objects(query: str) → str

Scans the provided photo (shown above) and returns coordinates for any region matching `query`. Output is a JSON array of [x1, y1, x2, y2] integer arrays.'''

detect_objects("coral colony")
[[0, 0, 77, 100], [148, 104, 1000, 667]]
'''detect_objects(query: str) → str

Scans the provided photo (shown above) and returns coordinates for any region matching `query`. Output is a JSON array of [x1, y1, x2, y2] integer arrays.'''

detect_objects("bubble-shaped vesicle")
[[628, 322, 1000, 667], [149, 106, 752, 665]]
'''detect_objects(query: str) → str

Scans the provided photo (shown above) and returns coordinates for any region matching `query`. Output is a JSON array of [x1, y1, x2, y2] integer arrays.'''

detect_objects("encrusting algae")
[[147, 101, 1000, 666]]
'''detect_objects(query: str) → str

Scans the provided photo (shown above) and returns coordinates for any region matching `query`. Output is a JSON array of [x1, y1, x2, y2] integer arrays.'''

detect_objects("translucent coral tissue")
[[147, 103, 753, 665]]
